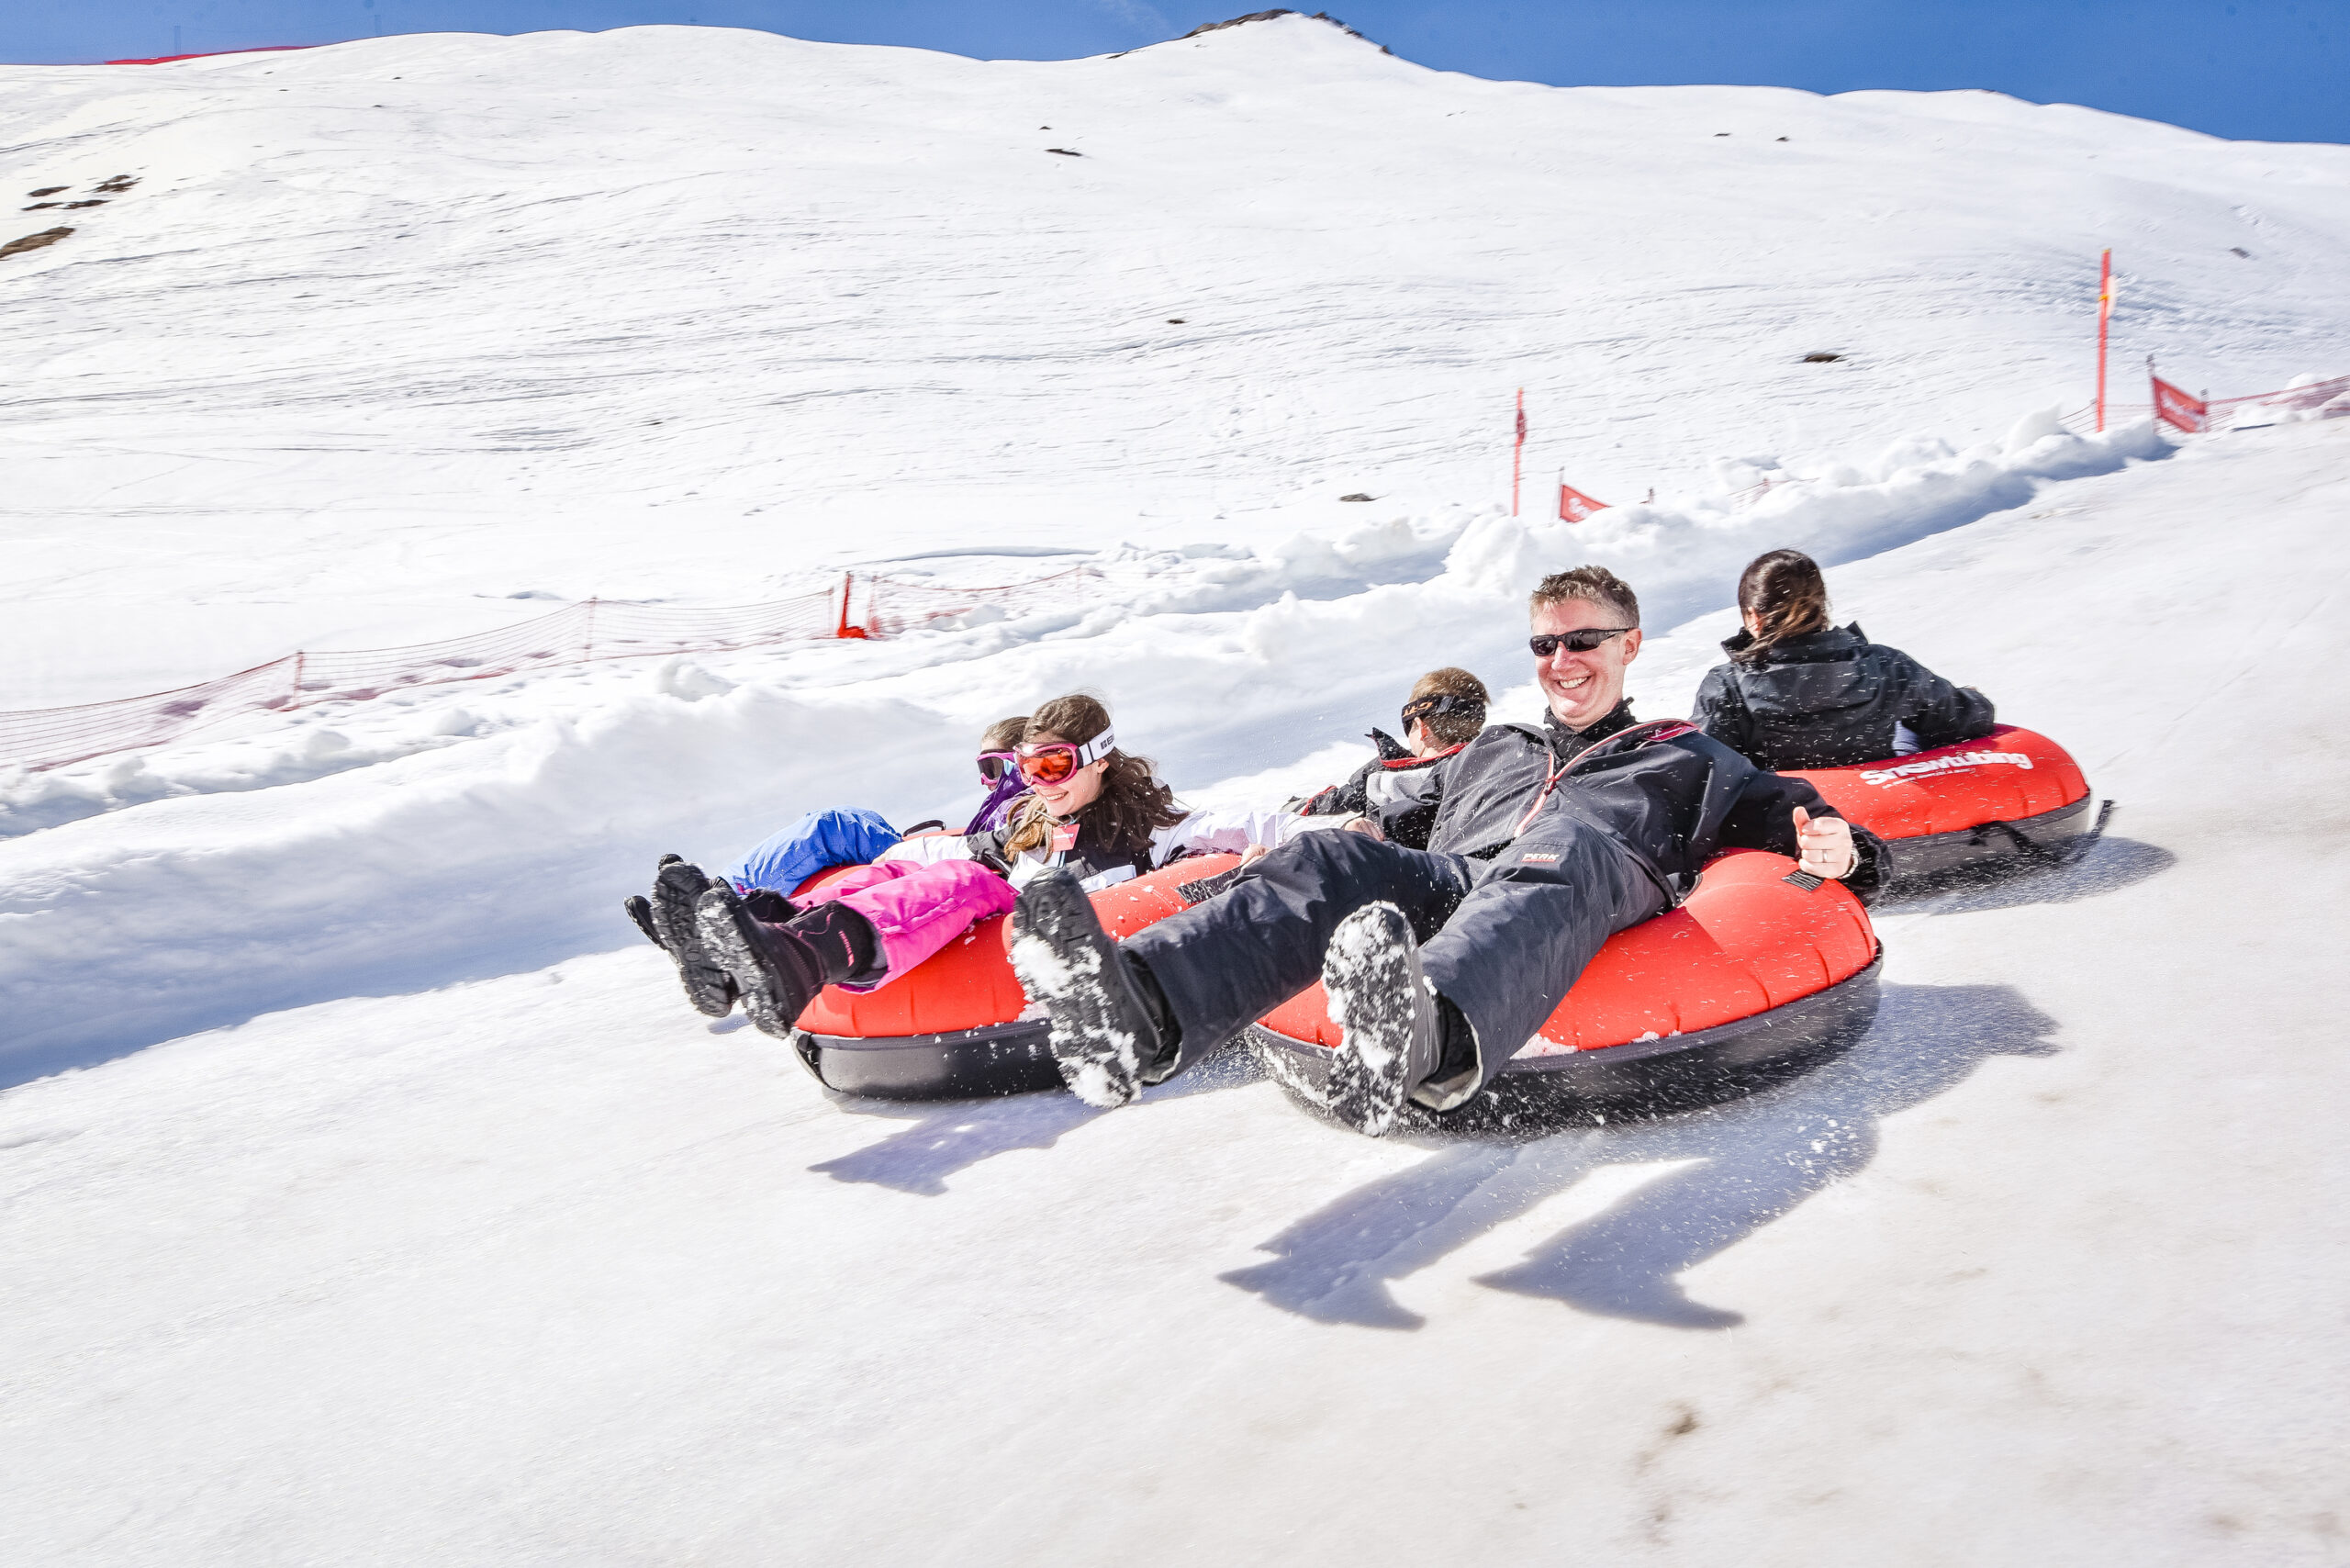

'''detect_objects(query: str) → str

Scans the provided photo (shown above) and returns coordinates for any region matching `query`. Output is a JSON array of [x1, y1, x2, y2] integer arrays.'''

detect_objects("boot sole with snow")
[[1008, 872, 1148, 1109], [651, 860, 735, 1018], [695, 886, 805, 1039], [1321, 902, 1433, 1138]]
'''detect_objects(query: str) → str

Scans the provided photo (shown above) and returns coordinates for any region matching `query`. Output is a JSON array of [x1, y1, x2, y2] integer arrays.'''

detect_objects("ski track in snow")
[[3, 17, 2350, 1566]]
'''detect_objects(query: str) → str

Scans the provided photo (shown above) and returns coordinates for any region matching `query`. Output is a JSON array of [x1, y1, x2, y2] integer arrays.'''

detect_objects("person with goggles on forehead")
[[686, 692, 1370, 1042], [1008, 565, 1888, 1134], [1294, 666, 1492, 850], [627, 715, 1032, 1019], [1692, 548, 1997, 770]]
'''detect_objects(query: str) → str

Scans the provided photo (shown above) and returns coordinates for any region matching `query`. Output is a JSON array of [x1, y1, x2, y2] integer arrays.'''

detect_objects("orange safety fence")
[[0, 567, 1096, 773], [854, 564, 1101, 637]]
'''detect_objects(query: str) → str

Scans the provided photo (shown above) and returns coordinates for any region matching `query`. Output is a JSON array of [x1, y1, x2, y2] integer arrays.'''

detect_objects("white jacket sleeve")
[[1147, 808, 1323, 866]]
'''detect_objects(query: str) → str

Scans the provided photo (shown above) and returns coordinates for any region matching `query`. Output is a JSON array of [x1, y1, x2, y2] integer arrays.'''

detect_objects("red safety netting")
[[2064, 369, 2350, 435], [0, 658, 309, 778], [857, 566, 1103, 637], [1, 568, 1095, 773]]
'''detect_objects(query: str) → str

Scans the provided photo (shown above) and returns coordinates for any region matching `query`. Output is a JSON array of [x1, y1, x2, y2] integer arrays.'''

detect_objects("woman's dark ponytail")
[[1733, 549, 1831, 666]]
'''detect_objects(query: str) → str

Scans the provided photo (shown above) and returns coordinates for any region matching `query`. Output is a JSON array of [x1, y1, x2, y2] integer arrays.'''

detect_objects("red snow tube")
[[786, 855, 1217, 1100], [793, 846, 1883, 1114], [1247, 848, 1881, 1124], [1785, 724, 2105, 887]]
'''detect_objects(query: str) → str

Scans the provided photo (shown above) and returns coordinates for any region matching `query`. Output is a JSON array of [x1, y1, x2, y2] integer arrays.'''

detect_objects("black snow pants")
[[1124, 814, 1668, 1097]]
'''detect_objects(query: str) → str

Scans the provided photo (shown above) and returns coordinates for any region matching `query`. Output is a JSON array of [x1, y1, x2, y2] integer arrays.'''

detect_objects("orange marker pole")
[[2095, 249, 2113, 433]]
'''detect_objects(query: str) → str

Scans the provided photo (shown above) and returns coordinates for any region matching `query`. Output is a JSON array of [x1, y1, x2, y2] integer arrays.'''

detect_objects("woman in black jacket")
[[1693, 549, 1997, 770]]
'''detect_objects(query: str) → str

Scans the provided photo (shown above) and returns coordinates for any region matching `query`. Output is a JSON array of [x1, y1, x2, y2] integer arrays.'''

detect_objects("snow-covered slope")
[[3, 17, 2345, 702], [3, 18, 2349, 1566], [6, 418, 2346, 1566]]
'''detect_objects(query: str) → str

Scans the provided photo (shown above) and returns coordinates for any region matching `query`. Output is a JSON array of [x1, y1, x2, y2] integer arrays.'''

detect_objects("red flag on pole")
[[1558, 483, 1609, 523], [2151, 375, 2207, 434]]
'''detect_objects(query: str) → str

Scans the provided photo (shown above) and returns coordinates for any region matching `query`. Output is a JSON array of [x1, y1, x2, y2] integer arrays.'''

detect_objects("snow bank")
[[0, 679, 971, 1080]]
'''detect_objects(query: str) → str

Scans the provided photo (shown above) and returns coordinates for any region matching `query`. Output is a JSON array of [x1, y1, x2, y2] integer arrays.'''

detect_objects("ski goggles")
[[977, 750, 1019, 783], [1401, 691, 1484, 731], [1016, 728, 1116, 785], [1528, 627, 1636, 658]]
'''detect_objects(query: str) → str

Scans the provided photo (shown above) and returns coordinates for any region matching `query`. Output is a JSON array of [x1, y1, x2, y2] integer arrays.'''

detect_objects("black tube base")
[[1249, 952, 1884, 1135], [791, 1019, 1060, 1101], [1882, 795, 2111, 892]]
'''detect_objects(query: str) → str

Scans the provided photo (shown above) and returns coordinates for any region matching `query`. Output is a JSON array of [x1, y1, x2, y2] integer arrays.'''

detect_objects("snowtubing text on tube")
[[791, 848, 1882, 1113], [1785, 723, 2109, 889], [1245, 847, 1882, 1130]]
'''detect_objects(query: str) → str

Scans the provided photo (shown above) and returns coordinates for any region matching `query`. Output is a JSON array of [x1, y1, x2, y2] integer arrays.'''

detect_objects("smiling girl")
[[687, 693, 1369, 1039]]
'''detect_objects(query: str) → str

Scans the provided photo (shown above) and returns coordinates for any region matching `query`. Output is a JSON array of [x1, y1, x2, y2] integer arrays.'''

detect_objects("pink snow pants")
[[800, 859, 1016, 991]]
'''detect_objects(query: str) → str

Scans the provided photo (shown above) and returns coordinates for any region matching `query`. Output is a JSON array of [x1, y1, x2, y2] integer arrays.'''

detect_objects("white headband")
[[1019, 728, 1116, 767]]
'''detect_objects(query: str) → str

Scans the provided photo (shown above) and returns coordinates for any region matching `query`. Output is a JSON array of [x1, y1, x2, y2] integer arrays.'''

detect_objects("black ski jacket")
[[1692, 623, 1996, 771], [1380, 701, 1886, 902], [1295, 728, 1461, 850]]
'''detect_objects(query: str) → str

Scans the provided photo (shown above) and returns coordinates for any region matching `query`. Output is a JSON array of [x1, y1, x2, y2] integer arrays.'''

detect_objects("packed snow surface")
[[4, 17, 2349, 1566]]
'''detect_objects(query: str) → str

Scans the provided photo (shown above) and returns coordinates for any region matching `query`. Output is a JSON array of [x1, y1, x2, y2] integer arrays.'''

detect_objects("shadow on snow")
[[1220, 979, 2060, 1331], [1875, 832, 2174, 919], [807, 1039, 1263, 1195]]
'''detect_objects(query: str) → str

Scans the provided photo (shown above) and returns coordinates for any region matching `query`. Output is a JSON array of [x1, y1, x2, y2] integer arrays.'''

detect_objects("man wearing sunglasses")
[[1011, 565, 1885, 1137]]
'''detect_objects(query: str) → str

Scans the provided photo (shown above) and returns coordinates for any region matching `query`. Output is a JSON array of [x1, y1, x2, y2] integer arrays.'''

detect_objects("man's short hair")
[[1404, 667, 1490, 746], [1529, 566, 1639, 627]]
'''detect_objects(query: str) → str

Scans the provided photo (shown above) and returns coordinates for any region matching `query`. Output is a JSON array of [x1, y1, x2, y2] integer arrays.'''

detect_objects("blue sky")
[[7, 1, 2344, 145]]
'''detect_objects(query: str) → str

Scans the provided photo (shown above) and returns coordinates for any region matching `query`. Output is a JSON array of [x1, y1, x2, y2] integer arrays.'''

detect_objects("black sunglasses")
[[1528, 627, 1636, 658]]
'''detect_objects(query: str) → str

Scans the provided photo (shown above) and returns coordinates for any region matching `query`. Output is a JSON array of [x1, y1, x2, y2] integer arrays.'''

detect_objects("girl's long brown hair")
[[1002, 693, 1187, 857], [1733, 549, 1832, 666]]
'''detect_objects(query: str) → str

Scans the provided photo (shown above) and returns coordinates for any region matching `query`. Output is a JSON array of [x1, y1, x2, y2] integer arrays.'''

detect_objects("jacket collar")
[[1542, 700, 1636, 761], [1382, 741, 1463, 770], [1719, 621, 1867, 664]]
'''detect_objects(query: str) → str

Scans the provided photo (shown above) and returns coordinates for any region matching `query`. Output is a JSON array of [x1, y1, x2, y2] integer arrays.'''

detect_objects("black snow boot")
[[647, 856, 739, 1018], [623, 894, 662, 948], [695, 881, 833, 1039], [1007, 869, 1169, 1108], [1320, 902, 1447, 1137]]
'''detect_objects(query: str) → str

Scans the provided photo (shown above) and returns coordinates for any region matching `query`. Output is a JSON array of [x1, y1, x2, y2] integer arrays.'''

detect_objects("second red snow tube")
[[1246, 848, 1882, 1125], [790, 847, 1882, 1114], [1785, 723, 2106, 887]]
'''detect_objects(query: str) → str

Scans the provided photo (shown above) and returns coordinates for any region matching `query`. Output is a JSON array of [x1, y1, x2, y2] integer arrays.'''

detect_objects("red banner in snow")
[[2151, 375, 2207, 434], [1558, 484, 1609, 523]]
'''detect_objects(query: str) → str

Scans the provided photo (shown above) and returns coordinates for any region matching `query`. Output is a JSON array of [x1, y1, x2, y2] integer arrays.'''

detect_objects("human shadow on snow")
[[807, 1039, 1263, 1195], [1219, 980, 2060, 1331], [803, 835, 2162, 1201]]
